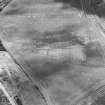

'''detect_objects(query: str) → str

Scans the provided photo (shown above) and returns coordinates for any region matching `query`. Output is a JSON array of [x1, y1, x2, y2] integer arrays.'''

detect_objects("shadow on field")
[[55, 0, 105, 17]]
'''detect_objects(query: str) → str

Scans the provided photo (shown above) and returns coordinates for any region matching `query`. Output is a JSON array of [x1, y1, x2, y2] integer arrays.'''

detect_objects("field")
[[0, 0, 105, 105]]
